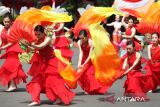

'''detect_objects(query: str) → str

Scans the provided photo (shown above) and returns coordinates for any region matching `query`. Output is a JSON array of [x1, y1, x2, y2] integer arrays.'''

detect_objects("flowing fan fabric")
[[74, 6, 122, 86], [89, 23, 121, 86], [0, 6, 10, 16], [8, 8, 72, 42], [137, 2, 160, 34], [74, 7, 123, 38], [54, 49, 78, 89], [113, 0, 155, 14], [120, 8, 144, 18]]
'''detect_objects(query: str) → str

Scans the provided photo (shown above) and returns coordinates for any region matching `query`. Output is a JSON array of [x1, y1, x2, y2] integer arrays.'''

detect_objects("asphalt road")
[[0, 47, 160, 107]]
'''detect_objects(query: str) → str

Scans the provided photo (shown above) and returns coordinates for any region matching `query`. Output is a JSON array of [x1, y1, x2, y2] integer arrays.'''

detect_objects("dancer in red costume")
[[77, 30, 108, 95], [0, 13, 27, 92], [53, 23, 74, 61], [144, 32, 160, 92], [121, 41, 149, 100], [26, 25, 75, 106], [121, 14, 142, 51]]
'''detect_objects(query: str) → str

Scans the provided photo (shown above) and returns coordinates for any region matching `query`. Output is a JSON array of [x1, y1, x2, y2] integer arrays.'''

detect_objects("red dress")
[[124, 52, 149, 98], [125, 27, 142, 51], [54, 23, 74, 61], [112, 28, 122, 52], [113, 29, 121, 44], [144, 45, 160, 90], [26, 37, 75, 104], [0, 28, 27, 86], [78, 41, 108, 94]]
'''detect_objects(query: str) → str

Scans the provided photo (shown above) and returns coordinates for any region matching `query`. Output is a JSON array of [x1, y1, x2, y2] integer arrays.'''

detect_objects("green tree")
[[62, 0, 114, 24]]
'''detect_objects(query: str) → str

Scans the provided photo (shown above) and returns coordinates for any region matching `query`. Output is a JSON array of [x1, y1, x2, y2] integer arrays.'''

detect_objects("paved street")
[[0, 47, 160, 107]]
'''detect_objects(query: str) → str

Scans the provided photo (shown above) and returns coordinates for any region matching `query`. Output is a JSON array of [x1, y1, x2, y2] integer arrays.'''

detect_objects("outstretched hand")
[[123, 12, 129, 17], [118, 74, 126, 79], [19, 39, 29, 46], [118, 69, 126, 79], [76, 65, 84, 73]]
